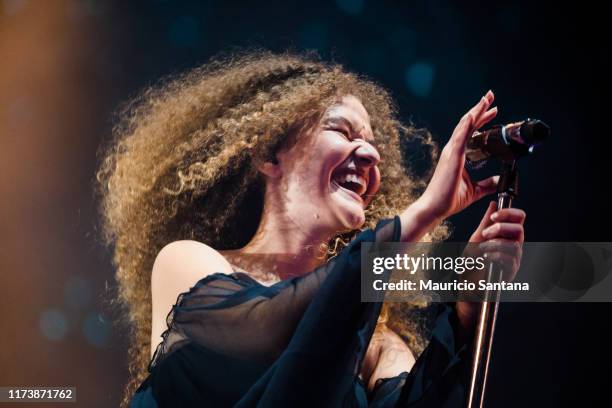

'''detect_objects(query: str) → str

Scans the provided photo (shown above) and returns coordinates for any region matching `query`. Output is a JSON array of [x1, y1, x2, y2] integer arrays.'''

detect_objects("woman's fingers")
[[477, 239, 523, 282], [473, 175, 500, 202], [483, 251, 521, 281], [478, 239, 522, 258], [419, 90, 499, 220], [450, 90, 495, 151], [481, 222, 524, 242], [474, 106, 498, 130], [490, 208, 526, 224], [468, 201, 498, 243]]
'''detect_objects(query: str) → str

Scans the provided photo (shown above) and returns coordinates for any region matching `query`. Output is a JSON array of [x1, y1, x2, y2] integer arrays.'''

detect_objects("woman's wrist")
[[399, 197, 444, 242]]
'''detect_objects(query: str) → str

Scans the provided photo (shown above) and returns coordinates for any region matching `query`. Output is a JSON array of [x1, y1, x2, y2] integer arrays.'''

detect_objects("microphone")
[[466, 118, 550, 167]]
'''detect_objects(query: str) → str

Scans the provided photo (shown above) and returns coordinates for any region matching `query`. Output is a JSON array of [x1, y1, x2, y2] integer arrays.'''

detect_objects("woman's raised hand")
[[418, 90, 500, 221]]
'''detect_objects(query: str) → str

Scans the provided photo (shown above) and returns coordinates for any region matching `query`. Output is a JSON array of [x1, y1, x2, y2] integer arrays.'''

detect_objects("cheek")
[[316, 135, 349, 160], [312, 135, 352, 181], [287, 154, 338, 194]]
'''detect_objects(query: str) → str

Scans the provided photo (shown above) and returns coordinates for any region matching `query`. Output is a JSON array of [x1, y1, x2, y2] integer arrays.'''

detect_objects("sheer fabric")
[[131, 217, 470, 407]]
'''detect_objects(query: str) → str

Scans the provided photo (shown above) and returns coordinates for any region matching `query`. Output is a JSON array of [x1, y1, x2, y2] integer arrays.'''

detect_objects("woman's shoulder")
[[150, 240, 234, 352], [152, 240, 234, 283], [151, 240, 236, 300]]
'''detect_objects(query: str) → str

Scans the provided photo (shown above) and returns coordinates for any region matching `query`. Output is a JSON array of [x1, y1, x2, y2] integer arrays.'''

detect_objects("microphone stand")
[[466, 160, 518, 408]]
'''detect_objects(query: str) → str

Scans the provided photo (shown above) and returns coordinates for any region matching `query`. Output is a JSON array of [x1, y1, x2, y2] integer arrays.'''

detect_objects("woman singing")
[[97, 51, 525, 407]]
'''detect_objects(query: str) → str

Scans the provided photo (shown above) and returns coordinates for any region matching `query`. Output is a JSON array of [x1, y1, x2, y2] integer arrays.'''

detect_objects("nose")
[[353, 142, 380, 168]]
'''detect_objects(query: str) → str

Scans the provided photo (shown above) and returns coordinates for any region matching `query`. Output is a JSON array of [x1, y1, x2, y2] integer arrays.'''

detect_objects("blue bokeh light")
[[404, 62, 435, 98], [39, 309, 69, 341]]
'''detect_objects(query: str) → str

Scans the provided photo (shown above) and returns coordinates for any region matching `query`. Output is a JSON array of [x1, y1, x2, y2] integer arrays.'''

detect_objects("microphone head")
[[520, 118, 550, 146]]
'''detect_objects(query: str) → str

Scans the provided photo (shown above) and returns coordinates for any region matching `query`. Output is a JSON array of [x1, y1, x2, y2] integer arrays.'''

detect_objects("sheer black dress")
[[130, 216, 471, 407]]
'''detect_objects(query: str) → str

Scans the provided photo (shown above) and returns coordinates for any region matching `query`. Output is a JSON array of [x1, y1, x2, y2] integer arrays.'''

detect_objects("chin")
[[328, 177, 370, 231], [344, 210, 366, 230], [331, 199, 366, 231]]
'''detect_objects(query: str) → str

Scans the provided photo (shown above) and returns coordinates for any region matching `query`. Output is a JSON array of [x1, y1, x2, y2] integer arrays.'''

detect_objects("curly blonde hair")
[[96, 50, 446, 406]]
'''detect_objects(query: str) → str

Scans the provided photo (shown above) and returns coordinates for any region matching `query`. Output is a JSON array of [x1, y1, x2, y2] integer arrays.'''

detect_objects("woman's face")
[[271, 95, 381, 235]]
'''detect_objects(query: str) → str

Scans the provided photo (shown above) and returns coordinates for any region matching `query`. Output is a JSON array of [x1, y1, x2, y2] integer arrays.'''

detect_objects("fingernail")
[[491, 212, 498, 221]]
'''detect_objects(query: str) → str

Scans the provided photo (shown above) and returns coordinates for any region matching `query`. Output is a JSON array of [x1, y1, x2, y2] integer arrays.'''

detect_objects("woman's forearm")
[[399, 200, 479, 344]]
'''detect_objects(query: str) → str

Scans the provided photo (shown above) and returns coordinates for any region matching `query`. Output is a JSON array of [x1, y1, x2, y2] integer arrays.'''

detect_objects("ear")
[[258, 159, 282, 179]]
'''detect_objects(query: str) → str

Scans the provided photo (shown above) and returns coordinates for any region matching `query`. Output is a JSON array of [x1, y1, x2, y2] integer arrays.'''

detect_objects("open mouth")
[[331, 169, 368, 203]]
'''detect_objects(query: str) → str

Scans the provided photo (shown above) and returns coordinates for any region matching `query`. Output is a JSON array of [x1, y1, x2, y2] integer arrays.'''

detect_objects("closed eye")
[[331, 128, 351, 140], [327, 125, 375, 147]]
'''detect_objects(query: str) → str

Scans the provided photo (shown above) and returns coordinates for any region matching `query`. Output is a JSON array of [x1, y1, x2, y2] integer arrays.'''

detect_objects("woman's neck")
[[239, 204, 333, 281]]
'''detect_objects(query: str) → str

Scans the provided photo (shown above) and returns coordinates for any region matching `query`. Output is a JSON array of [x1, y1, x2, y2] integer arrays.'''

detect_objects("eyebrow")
[[325, 116, 375, 143]]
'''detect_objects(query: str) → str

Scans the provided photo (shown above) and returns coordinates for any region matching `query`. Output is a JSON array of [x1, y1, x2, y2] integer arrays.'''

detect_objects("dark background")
[[0, 0, 609, 406]]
